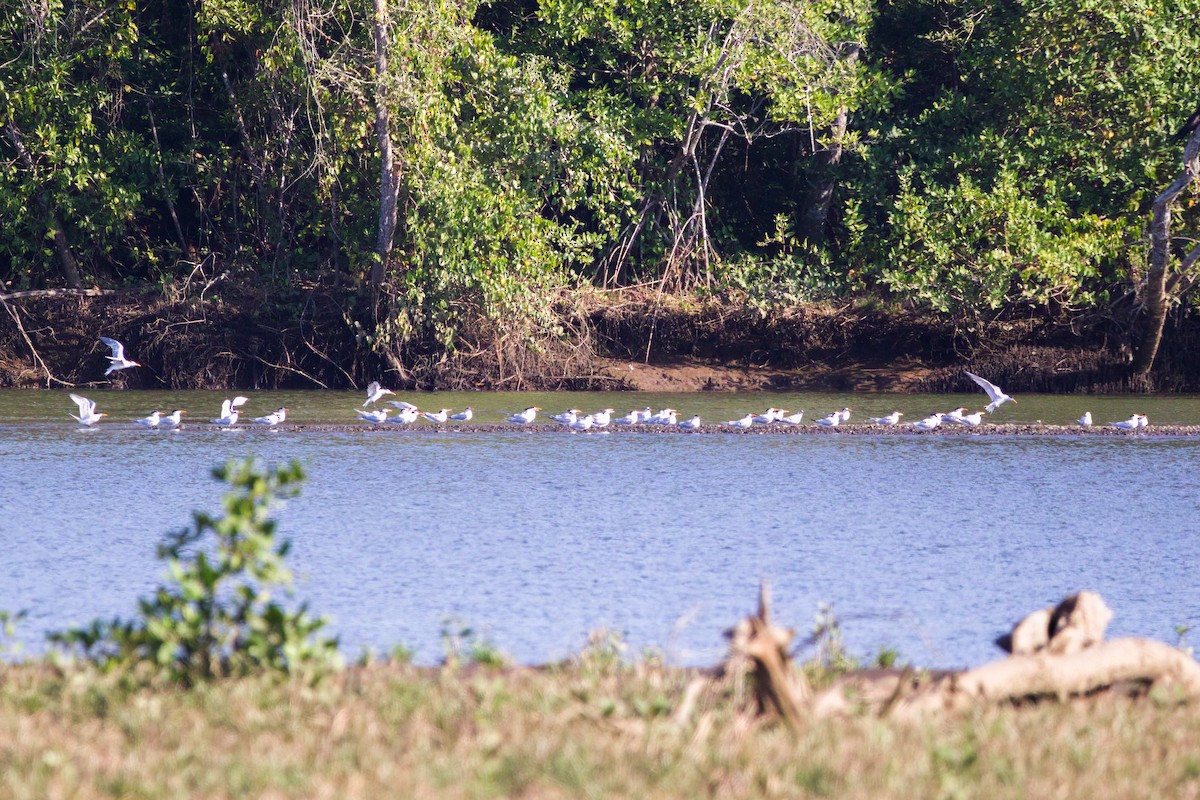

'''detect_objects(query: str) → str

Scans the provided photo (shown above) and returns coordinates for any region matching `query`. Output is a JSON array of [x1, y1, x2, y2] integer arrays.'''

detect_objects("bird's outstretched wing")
[[965, 371, 1004, 402], [69, 393, 93, 416], [99, 337, 125, 361], [231, 396, 249, 408]]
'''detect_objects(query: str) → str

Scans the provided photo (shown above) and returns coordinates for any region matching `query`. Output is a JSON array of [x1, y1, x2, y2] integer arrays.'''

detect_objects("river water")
[[1, 388, 1198, 667]]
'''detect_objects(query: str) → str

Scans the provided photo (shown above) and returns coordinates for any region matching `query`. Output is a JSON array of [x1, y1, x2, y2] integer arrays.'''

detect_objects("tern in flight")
[[211, 396, 249, 426], [965, 371, 1016, 413], [69, 393, 106, 425], [99, 337, 140, 376], [363, 382, 394, 406]]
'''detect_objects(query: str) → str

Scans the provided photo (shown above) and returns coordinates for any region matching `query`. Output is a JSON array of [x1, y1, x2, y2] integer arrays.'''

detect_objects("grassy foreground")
[[2, 656, 1198, 800]]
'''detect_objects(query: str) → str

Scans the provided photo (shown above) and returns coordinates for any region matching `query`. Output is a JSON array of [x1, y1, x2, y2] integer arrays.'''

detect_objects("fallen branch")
[[0, 286, 134, 302]]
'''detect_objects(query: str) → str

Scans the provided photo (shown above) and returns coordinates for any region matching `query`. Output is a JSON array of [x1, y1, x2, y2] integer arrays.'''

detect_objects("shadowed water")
[[1, 389, 1198, 667]]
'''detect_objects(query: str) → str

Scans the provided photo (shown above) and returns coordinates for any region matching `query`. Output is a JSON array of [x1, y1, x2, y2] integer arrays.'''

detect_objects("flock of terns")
[[65, 339, 1154, 431]]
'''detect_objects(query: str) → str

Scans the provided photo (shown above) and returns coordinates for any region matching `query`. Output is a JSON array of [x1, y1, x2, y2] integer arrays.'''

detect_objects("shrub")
[[51, 459, 341, 682]]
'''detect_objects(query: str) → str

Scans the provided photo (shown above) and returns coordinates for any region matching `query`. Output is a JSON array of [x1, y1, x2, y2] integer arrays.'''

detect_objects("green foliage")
[[440, 617, 509, 668], [50, 458, 341, 682], [0, 610, 27, 658], [846, 0, 1200, 313]]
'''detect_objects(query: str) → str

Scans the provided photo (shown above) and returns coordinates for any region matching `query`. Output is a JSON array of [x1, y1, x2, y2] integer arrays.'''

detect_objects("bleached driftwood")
[[728, 589, 1200, 724]]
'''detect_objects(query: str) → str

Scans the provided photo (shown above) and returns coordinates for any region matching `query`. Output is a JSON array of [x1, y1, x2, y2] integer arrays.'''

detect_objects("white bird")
[[636, 406, 654, 423], [388, 400, 420, 411], [568, 414, 595, 432], [780, 410, 805, 425], [910, 413, 942, 431], [551, 409, 582, 425], [212, 396, 249, 426], [958, 410, 986, 426], [390, 406, 420, 425], [752, 408, 782, 425], [726, 413, 755, 429], [677, 415, 702, 430], [160, 409, 187, 428], [836, 407, 852, 423], [868, 411, 903, 425], [592, 408, 615, 428], [1077, 411, 1092, 428], [613, 410, 641, 425], [450, 408, 473, 422], [363, 382, 394, 407], [1137, 414, 1149, 428], [942, 407, 969, 425], [355, 407, 390, 424], [99, 337, 140, 376], [507, 406, 540, 424], [814, 412, 841, 428], [965, 371, 1017, 413], [1109, 414, 1142, 431], [134, 410, 162, 428], [252, 407, 288, 426], [645, 408, 674, 425], [422, 408, 452, 423], [69, 393, 106, 425]]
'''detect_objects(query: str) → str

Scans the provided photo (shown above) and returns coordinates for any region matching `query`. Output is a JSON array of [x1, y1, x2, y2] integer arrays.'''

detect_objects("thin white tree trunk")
[[371, 0, 399, 299]]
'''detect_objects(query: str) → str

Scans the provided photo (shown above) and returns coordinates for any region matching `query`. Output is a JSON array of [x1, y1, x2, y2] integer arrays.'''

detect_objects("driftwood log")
[[727, 589, 1200, 722]]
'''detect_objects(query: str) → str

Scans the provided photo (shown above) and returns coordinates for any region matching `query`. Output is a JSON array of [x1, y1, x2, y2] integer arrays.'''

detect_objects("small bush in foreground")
[[51, 458, 341, 682]]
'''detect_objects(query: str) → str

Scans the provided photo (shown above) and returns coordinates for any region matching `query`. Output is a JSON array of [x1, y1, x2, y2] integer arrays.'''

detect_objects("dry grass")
[[2, 655, 1199, 800]]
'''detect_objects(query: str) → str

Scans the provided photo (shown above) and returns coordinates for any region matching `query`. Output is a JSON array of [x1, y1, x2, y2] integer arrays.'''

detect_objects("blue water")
[[1, 391, 1198, 668]]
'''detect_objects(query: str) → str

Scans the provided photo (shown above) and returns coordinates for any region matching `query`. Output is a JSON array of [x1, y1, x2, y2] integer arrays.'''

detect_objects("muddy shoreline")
[[3, 283, 1200, 393]]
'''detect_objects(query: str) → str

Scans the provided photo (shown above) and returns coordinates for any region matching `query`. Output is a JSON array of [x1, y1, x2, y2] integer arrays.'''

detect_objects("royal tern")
[[836, 407, 852, 423], [645, 408, 674, 425], [942, 407, 968, 424], [566, 414, 594, 432], [212, 396, 249, 426], [388, 400, 420, 411], [99, 337, 140, 376], [814, 412, 841, 428], [68, 393, 106, 425], [1109, 414, 1142, 430], [636, 407, 654, 423], [355, 407, 390, 424], [422, 408, 452, 423], [450, 407, 474, 422], [390, 406, 420, 425], [752, 408, 783, 425], [613, 410, 641, 425], [780, 410, 805, 425], [363, 381, 394, 406], [134, 410, 162, 428], [252, 407, 288, 426], [868, 411, 904, 425], [1077, 412, 1092, 428], [958, 410, 986, 426], [910, 413, 942, 431], [1137, 414, 1149, 428], [726, 413, 755, 429], [591, 408, 615, 428], [551, 409, 582, 425], [160, 409, 187, 428], [677, 415, 702, 430], [965, 371, 1016, 413], [507, 406, 540, 424]]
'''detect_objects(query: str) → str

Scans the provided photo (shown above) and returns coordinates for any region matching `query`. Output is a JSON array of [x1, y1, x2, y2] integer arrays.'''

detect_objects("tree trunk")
[[795, 44, 860, 247], [1132, 125, 1200, 377], [371, 0, 399, 302], [4, 122, 84, 289]]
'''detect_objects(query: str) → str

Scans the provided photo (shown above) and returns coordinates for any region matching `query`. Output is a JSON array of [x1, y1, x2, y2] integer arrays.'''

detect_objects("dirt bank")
[[3, 282, 1199, 392]]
